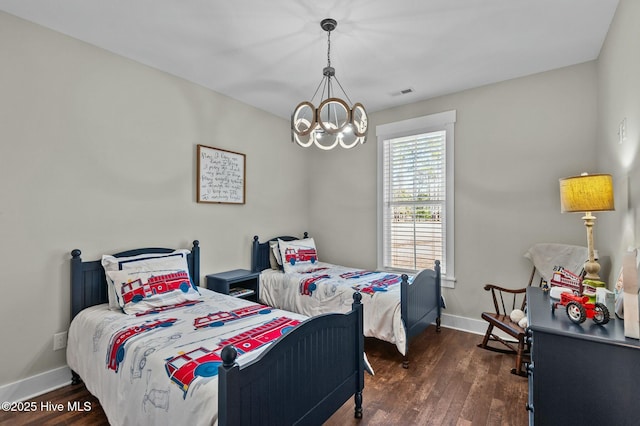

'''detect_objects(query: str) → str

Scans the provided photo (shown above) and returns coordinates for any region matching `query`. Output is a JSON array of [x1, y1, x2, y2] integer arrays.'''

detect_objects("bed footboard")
[[400, 260, 442, 368], [219, 293, 364, 425]]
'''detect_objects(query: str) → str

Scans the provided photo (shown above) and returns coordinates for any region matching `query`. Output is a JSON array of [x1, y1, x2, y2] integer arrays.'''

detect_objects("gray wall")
[[597, 0, 640, 281], [0, 11, 309, 387], [309, 62, 598, 319]]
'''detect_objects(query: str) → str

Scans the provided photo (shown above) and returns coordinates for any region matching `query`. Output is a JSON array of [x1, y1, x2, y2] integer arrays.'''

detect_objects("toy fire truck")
[[552, 292, 610, 325], [549, 267, 582, 294]]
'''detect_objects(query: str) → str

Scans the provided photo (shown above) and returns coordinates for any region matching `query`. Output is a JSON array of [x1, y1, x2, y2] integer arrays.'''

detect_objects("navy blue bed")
[[252, 233, 443, 368], [69, 240, 364, 425]]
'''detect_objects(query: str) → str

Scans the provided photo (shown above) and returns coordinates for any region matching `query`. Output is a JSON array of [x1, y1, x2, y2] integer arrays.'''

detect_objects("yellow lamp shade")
[[559, 173, 614, 213]]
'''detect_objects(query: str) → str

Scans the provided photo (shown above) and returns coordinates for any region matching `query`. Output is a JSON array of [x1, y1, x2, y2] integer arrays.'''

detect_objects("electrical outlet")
[[53, 331, 67, 351], [619, 117, 627, 144]]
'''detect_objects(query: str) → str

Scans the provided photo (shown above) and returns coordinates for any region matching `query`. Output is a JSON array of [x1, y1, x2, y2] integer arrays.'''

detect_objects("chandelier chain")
[[327, 29, 331, 68]]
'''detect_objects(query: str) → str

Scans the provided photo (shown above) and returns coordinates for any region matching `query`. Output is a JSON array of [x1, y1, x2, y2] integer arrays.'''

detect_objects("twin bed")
[[251, 233, 443, 368], [67, 233, 442, 425], [67, 240, 364, 425]]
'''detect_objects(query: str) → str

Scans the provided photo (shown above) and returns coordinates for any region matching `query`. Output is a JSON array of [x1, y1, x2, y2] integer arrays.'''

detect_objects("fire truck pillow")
[[102, 250, 191, 311], [278, 238, 319, 273], [106, 268, 201, 315]]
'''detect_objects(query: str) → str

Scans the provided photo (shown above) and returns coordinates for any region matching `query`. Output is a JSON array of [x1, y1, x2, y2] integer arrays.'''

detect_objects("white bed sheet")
[[67, 287, 307, 426], [259, 262, 407, 354]]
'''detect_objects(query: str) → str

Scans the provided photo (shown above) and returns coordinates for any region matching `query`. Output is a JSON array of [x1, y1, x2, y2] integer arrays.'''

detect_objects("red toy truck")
[[552, 292, 610, 325]]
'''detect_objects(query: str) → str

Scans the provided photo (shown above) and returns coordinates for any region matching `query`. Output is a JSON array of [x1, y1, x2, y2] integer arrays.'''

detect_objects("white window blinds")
[[382, 131, 446, 274]]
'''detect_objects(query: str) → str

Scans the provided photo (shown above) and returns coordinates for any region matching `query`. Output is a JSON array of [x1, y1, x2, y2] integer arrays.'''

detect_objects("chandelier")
[[291, 18, 368, 150]]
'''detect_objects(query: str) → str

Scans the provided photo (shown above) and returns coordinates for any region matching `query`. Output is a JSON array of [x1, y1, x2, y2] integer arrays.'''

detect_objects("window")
[[377, 110, 456, 288]]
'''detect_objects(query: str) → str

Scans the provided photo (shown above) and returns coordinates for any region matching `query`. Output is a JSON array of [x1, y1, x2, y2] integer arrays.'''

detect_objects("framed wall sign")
[[197, 144, 246, 204]]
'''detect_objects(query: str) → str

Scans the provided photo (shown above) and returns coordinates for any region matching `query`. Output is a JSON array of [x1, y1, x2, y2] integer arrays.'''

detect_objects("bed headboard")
[[251, 232, 308, 273], [70, 240, 200, 319]]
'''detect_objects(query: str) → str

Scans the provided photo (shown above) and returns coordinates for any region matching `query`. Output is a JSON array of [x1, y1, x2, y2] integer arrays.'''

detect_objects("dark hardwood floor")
[[0, 327, 527, 426]]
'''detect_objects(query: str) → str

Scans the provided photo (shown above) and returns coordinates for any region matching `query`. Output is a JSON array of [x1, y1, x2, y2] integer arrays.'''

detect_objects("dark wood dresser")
[[526, 287, 640, 425]]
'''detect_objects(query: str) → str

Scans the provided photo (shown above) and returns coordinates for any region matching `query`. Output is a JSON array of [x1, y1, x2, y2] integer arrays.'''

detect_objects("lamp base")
[[583, 259, 601, 281], [582, 212, 599, 281]]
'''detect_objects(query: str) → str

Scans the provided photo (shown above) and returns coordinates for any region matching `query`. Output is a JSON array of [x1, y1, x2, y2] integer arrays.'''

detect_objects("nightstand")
[[206, 269, 260, 302]]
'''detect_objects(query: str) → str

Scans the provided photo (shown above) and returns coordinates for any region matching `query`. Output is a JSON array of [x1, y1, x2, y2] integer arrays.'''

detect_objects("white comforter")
[[260, 262, 407, 354], [67, 288, 306, 426]]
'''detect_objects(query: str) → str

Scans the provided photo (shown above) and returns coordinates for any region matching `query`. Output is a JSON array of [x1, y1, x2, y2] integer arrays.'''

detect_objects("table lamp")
[[559, 173, 614, 281]]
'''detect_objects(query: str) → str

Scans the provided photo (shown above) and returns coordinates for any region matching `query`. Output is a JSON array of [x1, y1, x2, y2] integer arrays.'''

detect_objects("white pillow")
[[269, 240, 282, 269], [107, 268, 200, 315], [101, 250, 190, 310], [278, 238, 318, 273]]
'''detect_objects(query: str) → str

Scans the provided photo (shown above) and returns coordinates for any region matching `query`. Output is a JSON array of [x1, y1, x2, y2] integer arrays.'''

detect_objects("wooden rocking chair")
[[477, 266, 537, 376]]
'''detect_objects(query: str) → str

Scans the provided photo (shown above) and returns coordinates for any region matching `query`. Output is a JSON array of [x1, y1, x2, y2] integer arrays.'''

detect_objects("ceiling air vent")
[[391, 87, 415, 96]]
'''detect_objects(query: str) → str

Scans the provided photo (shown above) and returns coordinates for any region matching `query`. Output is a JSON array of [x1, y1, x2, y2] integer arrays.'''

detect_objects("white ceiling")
[[0, 0, 619, 119]]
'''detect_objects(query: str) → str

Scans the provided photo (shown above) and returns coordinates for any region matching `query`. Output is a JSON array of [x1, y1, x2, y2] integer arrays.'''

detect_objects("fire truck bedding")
[[260, 264, 409, 353], [252, 234, 443, 367], [68, 242, 364, 426]]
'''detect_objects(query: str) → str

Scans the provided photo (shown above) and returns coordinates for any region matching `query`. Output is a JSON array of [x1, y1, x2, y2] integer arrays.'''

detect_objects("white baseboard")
[[440, 312, 487, 335], [0, 366, 71, 403], [439, 312, 517, 342]]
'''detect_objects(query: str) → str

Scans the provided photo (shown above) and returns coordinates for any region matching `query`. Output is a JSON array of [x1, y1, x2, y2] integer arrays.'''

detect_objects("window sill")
[[441, 275, 455, 289]]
